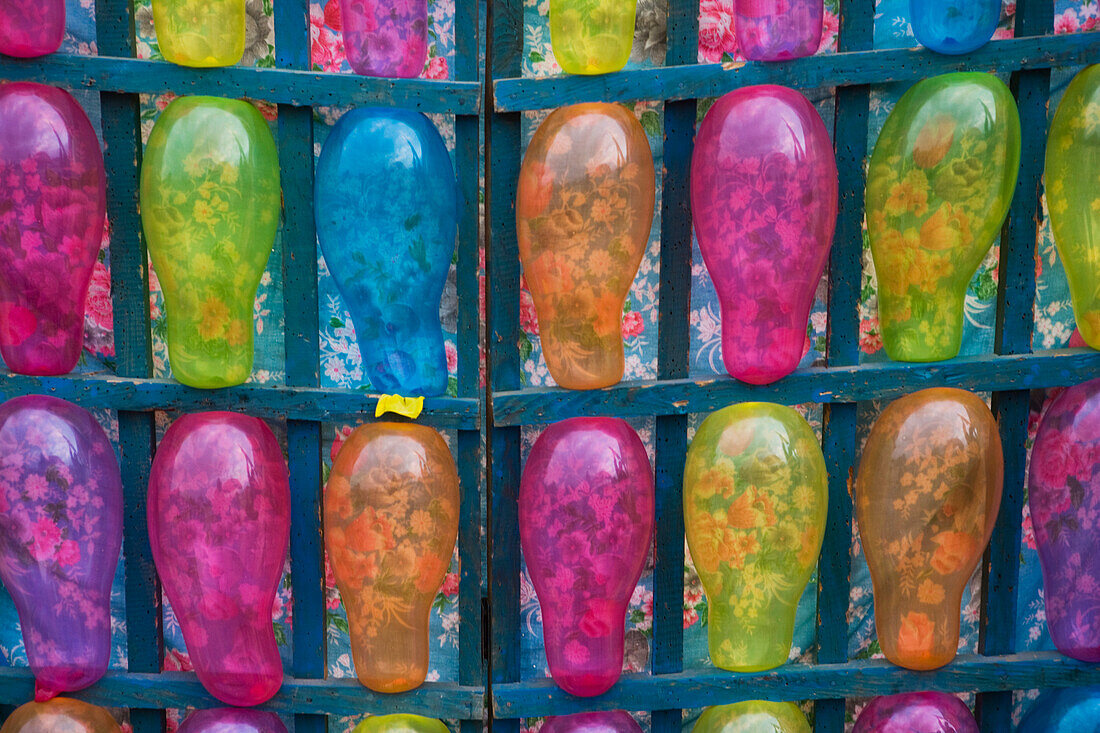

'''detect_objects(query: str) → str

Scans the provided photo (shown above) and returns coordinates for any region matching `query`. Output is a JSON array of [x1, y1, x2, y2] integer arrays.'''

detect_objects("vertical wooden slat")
[[95, 3, 162, 731]]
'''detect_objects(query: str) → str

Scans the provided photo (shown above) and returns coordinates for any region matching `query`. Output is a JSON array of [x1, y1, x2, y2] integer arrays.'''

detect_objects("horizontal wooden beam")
[[0, 372, 480, 428], [0, 54, 482, 114], [492, 32, 1100, 111], [492, 652, 1100, 717], [491, 349, 1100, 424], [0, 668, 485, 719]]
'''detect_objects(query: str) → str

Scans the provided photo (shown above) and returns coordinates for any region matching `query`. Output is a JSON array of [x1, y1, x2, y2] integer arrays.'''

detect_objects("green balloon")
[[140, 96, 280, 389], [867, 72, 1020, 362], [693, 702, 811, 733], [1046, 64, 1100, 350], [353, 716, 450, 733]]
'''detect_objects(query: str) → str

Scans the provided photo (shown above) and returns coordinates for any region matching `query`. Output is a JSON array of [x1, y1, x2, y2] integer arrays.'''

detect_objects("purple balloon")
[[148, 412, 290, 706], [542, 712, 642, 733], [691, 85, 838, 385], [853, 692, 978, 732], [0, 83, 106, 376], [1029, 377, 1100, 661], [339, 0, 428, 77], [0, 0, 64, 57], [0, 395, 122, 700], [178, 708, 288, 733], [734, 0, 823, 61], [519, 417, 654, 697]]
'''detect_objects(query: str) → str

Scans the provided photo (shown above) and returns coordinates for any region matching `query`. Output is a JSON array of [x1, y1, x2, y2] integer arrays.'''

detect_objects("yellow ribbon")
[[375, 394, 425, 419]]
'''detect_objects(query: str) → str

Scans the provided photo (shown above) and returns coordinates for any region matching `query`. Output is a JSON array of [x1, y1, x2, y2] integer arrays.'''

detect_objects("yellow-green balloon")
[[1046, 64, 1100, 349], [140, 96, 280, 389], [867, 72, 1020, 362], [353, 715, 449, 733], [549, 0, 636, 75], [693, 701, 811, 733]]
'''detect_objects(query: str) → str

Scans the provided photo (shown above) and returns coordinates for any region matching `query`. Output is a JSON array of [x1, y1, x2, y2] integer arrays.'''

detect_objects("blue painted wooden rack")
[[0, 0, 485, 730], [487, 2, 1100, 733]]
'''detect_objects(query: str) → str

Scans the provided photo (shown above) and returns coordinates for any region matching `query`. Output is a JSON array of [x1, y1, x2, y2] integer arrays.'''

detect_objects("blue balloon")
[[1019, 686, 1100, 732], [909, 0, 1000, 55], [315, 107, 457, 396]]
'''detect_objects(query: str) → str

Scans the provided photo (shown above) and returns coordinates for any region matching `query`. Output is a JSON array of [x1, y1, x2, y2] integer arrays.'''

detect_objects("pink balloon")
[[691, 85, 837, 384], [0, 83, 106, 375], [148, 412, 290, 706], [519, 417, 654, 696], [734, 0, 823, 61], [542, 712, 642, 733], [178, 708, 288, 733], [0, 395, 122, 700], [0, 1, 65, 57]]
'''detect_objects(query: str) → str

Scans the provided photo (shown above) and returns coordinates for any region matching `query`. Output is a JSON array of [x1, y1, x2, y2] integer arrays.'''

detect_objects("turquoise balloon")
[[910, 0, 1000, 55], [1019, 687, 1100, 732]]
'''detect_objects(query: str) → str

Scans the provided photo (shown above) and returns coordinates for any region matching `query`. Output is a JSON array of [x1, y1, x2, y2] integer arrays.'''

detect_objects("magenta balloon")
[[853, 692, 979, 732], [542, 712, 642, 733], [0, 83, 106, 376], [691, 85, 838, 385], [1029, 377, 1100, 661], [148, 412, 290, 706], [0, 1, 64, 57], [0, 395, 122, 699], [178, 709, 288, 733], [519, 417, 654, 697], [734, 0, 823, 61]]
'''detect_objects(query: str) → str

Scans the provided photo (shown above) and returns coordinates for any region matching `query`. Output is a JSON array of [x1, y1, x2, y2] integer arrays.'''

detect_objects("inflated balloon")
[[352, 715, 449, 733], [549, 0, 636, 74], [733, 0, 822, 61], [519, 417, 653, 696], [140, 96, 280, 389], [517, 103, 655, 390], [1028, 376, 1100, 661], [683, 402, 826, 671], [0, 396, 121, 699], [693, 702, 810, 733], [910, 0, 1000, 55], [855, 388, 1002, 670], [691, 85, 838, 385], [0, 698, 120, 733], [0, 0, 64, 57], [0, 83, 106, 376], [325, 423, 459, 693], [1046, 65, 1100, 349], [1019, 686, 1100, 733], [178, 709, 288, 733], [315, 108, 456, 396], [148, 412, 290, 706], [866, 72, 1020, 362], [152, 0, 245, 67], [853, 692, 978, 733], [340, 0, 427, 77], [542, 712, 642, 733]]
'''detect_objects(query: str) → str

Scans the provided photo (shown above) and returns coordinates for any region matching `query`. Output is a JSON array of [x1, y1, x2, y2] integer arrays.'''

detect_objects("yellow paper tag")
[[375, 394, 425, 419]]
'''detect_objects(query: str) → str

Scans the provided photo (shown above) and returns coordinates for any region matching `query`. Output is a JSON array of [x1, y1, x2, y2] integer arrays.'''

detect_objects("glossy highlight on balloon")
[[148, 412, 290, 706], [0, 0, 64, 58], [152, 0, 246, 67], [684, 402, 827, 671], [340, 0, 428, 77], [517, 103, 655, 390], [325, 422, 459, 693], [352, 715, 449, 733], [691, 85, 838, 385], [519, 417, 654, 696], [693, 701, 810, 733], [140, 96, 280, 389], [0, 396, 122, 700], [853, 692, 978, 733], [549, 0, 637, 74], [1028, 376, 1100, 661], [542, 711, 642, 733], [867, 72, 1020, 362], [855, 388, 1002, 670], [0, 698, 120, 733], [1019, 686, 1100, 733], [0, 83, 106, 376], [733, 0, 822, 61], [1046, 65, 1100, 349], [178, 709, 288, 733], [316, 108, 457, 396], [910, 0, 1000, 55]]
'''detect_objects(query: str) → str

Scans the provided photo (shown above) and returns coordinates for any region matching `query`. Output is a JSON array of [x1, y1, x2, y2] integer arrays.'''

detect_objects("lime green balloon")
[[683, 403, 827, 673], [693, 701, 811, 733], [1046, 64, 1100, 349], [353, 715, 449, 733], [550, 0, 636, 75], [867, 72, 1020, 362], [140, 96, 280, 389]]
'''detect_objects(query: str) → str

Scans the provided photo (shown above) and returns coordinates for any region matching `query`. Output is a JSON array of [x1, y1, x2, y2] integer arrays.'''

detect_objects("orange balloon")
[[324, 422, 460, 692], [0, 698, 121, 733], [516, 102, 655, 390], [855, 388, 1002, 670]]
